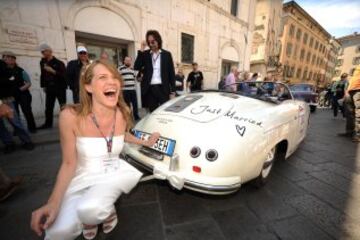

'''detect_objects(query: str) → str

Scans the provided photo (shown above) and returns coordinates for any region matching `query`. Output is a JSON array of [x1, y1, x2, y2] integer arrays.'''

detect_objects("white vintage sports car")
[[123, 82, 310, 195]]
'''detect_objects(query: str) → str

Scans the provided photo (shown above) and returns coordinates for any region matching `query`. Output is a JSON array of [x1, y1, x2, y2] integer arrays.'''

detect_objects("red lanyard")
[[91, 110, 116, 153]]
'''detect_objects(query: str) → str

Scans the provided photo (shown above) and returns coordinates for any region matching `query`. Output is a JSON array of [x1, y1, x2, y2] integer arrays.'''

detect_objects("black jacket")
[[134, 49, 175, 96], [0, 60, 16, 99], [40, 57, 66, 89], [66, 59, 85, 90]]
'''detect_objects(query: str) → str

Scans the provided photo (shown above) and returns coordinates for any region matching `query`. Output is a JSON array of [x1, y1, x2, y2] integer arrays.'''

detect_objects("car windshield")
[[289, 84, 314, 92], [220, 81, 293, 104]]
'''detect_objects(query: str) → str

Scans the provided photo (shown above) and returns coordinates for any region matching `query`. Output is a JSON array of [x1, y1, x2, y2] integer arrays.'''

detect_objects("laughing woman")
[[31, 60, 159, 240]]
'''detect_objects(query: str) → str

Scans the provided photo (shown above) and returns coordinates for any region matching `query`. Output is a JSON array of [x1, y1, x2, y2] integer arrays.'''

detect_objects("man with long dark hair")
[[134, 30, 176, 112]]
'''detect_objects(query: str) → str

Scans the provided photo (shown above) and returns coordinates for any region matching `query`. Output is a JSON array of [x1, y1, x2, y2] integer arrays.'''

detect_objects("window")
[[293, 45, 298, 59], [353, 56, 360, 65], [289, 24, 295, 37], [181, 33, 194, 63], [303, 33, 308, 44], [312, 55, 316, 65], [290, 66, 295, 77], [303, 67, 308, 80], [306, 52, 311, 63], [334, 70, 341, 77], [296, 68, 302, 78], [336, 59, 344, 66], [300, 49, 305, 61], [230, 0, 238, 16], [316, 57, 320, 66], [286, 42, 293, 56], [315, 40, 319, 50], [309, 71, 313, 80], [296, 28, 302, 41], [309, 37, 314, 47]]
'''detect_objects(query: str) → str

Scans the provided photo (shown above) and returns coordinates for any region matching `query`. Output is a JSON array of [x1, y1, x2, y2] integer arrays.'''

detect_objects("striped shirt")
[[118, 65, 136, 91]]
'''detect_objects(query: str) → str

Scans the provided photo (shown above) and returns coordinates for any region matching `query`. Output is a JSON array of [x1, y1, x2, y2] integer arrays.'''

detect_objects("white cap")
[[77, 46, 87, 53], [39, 43, 52, 52]]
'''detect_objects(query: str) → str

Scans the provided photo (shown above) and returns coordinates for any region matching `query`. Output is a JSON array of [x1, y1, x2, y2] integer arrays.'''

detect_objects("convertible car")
[[123, 82, 310, 195]]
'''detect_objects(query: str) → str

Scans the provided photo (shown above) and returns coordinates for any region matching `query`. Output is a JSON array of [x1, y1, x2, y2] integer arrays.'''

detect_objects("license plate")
[[133, 130, 176, 156]]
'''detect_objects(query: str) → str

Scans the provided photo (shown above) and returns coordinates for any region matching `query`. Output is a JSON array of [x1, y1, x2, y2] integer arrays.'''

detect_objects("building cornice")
[[283, 1, 331, 39]]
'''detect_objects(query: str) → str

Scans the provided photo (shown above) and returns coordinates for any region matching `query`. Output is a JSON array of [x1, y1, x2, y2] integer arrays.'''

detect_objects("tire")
[[253, 146, 276, 188], [310, 105, 316, 113]]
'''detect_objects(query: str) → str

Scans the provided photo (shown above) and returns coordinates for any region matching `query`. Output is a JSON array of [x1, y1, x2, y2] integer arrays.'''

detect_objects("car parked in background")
[[289, 83, 318, 112]]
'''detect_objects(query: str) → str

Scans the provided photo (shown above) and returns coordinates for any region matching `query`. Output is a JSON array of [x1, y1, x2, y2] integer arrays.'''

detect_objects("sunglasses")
[[78, 51, 87, 55]]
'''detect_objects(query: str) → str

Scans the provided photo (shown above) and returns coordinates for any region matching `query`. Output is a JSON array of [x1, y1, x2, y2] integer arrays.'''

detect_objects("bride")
[[31, 60, 160, 240]]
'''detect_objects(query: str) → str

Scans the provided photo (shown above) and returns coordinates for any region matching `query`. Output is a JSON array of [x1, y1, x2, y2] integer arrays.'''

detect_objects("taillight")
[[193, 166, 201, 173]]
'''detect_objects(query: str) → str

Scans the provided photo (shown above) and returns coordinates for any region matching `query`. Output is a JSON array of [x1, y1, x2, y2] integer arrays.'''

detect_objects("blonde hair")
[[65, 60, 133, 131]]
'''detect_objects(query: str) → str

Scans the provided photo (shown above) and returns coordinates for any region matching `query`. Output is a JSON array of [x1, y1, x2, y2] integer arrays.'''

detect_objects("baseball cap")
[[77, 46, 87, 53], [39, 43, 52, 52]]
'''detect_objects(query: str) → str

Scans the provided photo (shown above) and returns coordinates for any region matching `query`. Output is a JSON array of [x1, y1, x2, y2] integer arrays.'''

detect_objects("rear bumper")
[[124, 154, 241, 195]]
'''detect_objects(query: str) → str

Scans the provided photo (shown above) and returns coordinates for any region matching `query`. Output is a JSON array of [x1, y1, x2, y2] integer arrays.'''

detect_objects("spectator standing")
[[0, 58, 34, 153], [0, 102, 23, 201], [134, 30, 176, 112], [175, 68, 185, 95], [118, 56, 140, 121], [66, 46, 90, 103], [250, 72, 259, 82], [186, 62, 203, 92], [331, 73, 348, 118], [345, 66, 360, 142], [38, 44, 67, 129], [225, 66, 238, 91], [100, 51, 109, 61], [3, 51, 36, 133]]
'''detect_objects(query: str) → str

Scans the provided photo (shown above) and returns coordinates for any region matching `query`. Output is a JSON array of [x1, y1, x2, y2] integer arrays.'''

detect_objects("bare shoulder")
[[59, 106, 78, 126]]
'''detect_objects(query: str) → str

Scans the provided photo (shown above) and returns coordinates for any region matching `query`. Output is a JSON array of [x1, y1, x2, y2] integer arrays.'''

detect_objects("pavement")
[[0, 109, 359, 240]]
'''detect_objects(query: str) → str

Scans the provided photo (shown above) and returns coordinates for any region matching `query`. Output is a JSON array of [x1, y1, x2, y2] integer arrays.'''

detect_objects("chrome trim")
[[184, 180, 241, 193], [125, 154, 241, 194]]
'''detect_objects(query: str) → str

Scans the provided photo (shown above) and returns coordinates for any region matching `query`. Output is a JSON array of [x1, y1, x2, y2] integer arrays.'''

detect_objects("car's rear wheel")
[[253, 146, 276, 188]]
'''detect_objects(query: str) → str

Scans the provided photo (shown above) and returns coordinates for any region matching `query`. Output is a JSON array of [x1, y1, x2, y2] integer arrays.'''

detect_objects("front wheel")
[[253, 147, 276, 188]]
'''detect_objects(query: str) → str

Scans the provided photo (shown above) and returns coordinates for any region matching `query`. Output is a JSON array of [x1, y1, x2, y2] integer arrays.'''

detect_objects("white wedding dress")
[[45, 135, 142, 240]]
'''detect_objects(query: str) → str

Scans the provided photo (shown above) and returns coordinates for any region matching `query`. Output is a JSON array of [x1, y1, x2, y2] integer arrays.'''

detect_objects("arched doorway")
[[73, 6, 135, 66]]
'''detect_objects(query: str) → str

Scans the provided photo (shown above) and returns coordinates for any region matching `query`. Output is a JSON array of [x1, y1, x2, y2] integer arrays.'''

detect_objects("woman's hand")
[[31, 203, 59, 236], [145, 132, 160, 147]]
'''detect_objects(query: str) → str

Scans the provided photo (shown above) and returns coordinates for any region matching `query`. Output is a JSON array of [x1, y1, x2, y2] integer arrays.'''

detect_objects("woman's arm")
[[31, 108, 78, 236], [125, 132, 160, 147], [47, 109, 78, 206]]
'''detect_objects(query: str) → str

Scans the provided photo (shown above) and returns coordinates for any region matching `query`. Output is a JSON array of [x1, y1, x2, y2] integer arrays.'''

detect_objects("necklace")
[[91, 109, 116, 153]]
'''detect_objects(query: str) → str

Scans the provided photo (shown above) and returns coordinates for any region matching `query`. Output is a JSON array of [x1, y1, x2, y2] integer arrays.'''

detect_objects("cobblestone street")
[[0, 109, 359, 240]]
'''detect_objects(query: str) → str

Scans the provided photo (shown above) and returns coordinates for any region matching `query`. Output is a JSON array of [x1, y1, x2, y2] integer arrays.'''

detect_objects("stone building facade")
[[250, 0, 282, 79], [279, 1, 332, 88], [0, 0, 256, 117], [333, 33, 360, 81], [326, 38, 341, 83]]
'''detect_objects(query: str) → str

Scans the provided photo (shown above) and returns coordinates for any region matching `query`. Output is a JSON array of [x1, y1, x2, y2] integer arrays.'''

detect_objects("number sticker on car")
[[133, 130, 176, 156]]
